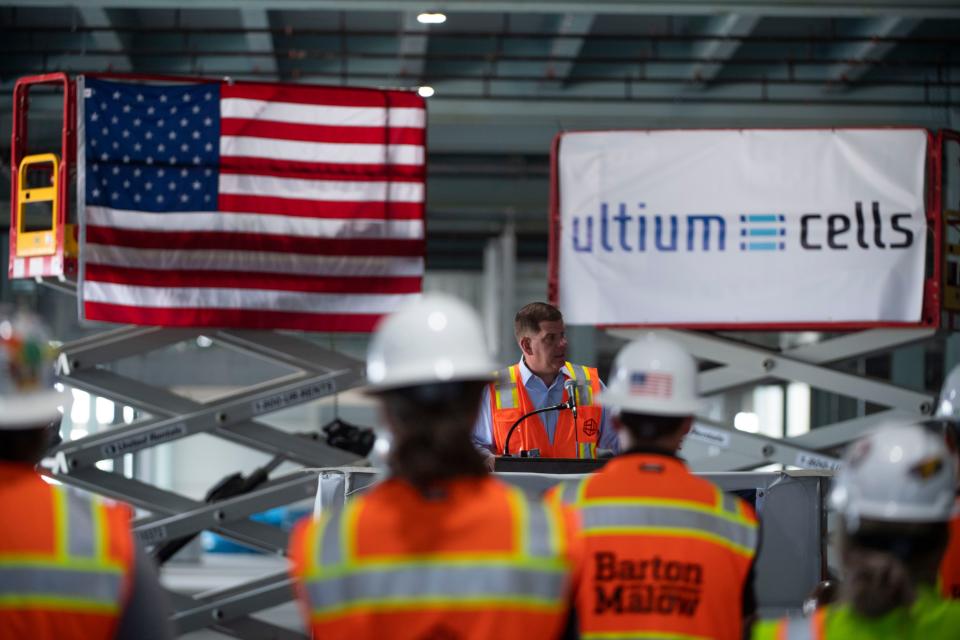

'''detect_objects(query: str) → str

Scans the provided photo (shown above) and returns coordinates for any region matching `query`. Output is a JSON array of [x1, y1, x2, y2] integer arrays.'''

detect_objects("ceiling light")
[[418, 86, 435, 98], [417, 12, 446, 24]]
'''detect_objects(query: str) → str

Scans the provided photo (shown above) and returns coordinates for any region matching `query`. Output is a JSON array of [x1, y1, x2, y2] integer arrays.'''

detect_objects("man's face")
[[521, 319, 567, 374]]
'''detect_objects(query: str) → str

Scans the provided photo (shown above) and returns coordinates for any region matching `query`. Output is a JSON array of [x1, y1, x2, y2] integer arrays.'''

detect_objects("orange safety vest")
[[941, 501, 960, 599], [0, 463, 135, 640], [289, 476, 579, 640], [555, 453, 759, 640], [490, 361, 604, 458]]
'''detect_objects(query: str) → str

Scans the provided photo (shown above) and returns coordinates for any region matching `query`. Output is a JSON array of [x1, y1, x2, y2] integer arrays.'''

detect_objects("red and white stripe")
[[82, 82, 426, 332]]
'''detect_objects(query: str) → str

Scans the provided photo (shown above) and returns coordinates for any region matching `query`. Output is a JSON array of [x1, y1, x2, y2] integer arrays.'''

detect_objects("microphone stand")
[[503, 401, 571, 457], [565, 379, 580, 456]]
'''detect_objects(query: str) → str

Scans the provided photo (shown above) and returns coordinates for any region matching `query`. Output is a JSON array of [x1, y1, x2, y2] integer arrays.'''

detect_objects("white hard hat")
[[830, 421, 956, 531], [365, 294, 498, 392], [0, 311, 66, 430], [937, 363, 960, 423], [599, 333, 703, 416]]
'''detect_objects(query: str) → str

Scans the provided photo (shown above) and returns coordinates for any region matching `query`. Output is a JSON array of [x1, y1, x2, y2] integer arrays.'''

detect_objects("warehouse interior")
[[3, 1, 960, 638]]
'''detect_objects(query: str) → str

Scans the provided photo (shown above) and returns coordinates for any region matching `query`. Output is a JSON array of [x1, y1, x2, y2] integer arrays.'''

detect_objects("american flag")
[[79, 76, 425, 332], [629, 371, 673, 398]]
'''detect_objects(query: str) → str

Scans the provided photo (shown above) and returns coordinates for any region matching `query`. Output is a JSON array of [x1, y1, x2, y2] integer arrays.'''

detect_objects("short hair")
[[378, 381, 488, 492], [841, 519, 949, 617], [514, 302, 563, 342], [0, 426, 53, 464], [617, 412, 687, 442]]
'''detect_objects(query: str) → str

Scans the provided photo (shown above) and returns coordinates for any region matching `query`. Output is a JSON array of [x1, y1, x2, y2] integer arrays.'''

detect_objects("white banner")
[[556, 129, 928, 326]]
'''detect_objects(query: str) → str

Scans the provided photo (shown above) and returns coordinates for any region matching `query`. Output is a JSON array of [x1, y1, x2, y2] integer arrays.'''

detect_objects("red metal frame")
[[923, 128, 942, 328], [547, 133, 562, 306], [939, 129, 960, 328], [548, 127, 951, 331], [9, 73, 76, 278], [83, 71, 422, 97]]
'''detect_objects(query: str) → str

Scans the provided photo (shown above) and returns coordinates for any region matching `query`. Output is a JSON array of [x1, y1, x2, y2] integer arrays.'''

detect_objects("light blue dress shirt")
[[471, 358, 619, 455]]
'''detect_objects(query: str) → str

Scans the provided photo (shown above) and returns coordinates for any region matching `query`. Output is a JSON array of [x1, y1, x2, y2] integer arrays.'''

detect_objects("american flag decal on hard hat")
[[629, 371, 673, 398]]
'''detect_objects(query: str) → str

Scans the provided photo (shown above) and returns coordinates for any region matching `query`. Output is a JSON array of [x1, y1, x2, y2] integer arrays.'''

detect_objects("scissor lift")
[[52, 326, 364, 638], [10, 73, 79, 282], [622, 326, 936, 471]]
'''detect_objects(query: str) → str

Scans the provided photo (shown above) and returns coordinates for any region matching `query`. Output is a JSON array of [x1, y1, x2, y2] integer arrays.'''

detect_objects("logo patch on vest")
[[583, 418, 599, 437], [593, 551, 702, 617]]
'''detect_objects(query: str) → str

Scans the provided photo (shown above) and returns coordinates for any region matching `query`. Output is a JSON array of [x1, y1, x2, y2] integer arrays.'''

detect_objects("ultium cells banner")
[[554, 129, 928, 326]]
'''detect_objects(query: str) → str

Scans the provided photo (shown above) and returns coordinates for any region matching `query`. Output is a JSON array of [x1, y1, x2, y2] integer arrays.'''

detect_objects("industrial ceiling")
[[3, 0, 960, 268]]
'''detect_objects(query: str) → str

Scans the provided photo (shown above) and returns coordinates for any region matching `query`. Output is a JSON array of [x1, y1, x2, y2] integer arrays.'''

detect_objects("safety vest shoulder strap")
[[59, 488, 107, 561], [562, 362, 598, 407], [780, 616, 811, 640], [310, 503, 352, 571], [0, 487, 126, 615], [505, 485, 568, 560], [776, 608, 826, 640], [555, 476, 591, 507], [492, 365, 522, 410]]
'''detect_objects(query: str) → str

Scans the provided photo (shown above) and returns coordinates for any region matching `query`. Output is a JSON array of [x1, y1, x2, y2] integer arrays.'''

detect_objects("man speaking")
[[472, 302, 618, 464]]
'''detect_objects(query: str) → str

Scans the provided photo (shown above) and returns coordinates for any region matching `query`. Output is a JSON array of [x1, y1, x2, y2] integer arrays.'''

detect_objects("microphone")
[[564, 379, 578, 421]]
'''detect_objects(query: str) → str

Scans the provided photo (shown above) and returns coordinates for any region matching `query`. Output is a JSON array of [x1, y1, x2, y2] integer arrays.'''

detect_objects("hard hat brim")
[[0, 391, 65, 430]]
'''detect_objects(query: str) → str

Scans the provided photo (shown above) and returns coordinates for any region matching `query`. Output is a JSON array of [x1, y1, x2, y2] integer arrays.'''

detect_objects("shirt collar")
[[517, 357, 570, 388]]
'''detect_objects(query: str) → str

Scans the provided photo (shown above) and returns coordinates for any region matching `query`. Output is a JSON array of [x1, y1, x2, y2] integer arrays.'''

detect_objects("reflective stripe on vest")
[[304, 488, 569, 619], [307, 565, 565, 608], [562, 362, 595, 407], [556, 477, 588, 507], [0, 489, 124, 614], [494, 365, 521, 410], [577, 487, 757, 557], [0, 566, 122, 608]]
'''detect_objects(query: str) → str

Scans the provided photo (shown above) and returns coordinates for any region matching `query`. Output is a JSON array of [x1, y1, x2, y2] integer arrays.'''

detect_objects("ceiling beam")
[[397, 12, 428, 86], [689, 14, 760, 85], [542, 13, 595, 86], [824, 16, 921, 86], [9, 1, 960, 19], [239, 9, 278, 79], [76, 6, 132, 72]]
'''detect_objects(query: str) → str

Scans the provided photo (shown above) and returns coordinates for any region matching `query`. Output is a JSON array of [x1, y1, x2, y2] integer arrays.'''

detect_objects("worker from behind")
[[472, 301, 619, 466], [752, 420, 960, 639], [933, 363, 960, 599], [0, 310, 172, 640], [289, 294, 582, 639], [553, 333, 759, 640]]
